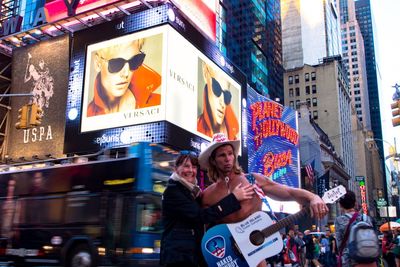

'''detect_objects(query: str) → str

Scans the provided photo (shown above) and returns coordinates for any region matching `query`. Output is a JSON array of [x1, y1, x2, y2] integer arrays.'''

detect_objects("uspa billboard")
[[65, 5, 246, 154], [247, 87, 300, 213], [8, 35, 70, 159]]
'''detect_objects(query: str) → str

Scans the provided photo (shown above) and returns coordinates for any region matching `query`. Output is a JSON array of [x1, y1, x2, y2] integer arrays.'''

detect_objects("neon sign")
[[356, 176, 368, 214], [247, 87, 299, 188]]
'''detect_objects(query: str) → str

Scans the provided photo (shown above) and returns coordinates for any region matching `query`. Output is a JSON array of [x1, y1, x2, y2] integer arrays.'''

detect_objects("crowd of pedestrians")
[[266, 228, 337, 267]]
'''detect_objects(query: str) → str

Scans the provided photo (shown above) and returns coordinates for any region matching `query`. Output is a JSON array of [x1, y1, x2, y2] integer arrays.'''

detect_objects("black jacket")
[[160, 179, 241, 266]]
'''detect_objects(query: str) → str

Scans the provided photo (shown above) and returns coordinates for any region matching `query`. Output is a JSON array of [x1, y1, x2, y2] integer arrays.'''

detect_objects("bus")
[[0, 142, 175, 267]]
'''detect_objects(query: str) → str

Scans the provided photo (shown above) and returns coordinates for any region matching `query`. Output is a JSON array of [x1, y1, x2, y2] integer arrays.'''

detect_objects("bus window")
[[136, 202, 162, 233], [16, 196, 64, 225]]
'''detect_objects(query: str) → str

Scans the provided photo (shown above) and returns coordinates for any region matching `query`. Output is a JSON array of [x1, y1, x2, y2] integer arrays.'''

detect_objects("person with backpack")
[[334, 190, 379, 267]]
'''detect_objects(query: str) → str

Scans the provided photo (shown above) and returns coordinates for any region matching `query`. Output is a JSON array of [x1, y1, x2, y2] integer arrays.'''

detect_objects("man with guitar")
[[199, 133, 329, 267]]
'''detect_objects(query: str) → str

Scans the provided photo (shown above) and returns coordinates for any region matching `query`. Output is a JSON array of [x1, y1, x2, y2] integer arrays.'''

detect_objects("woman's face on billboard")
[[95, 40, 143, 101], [206, 69, 230, 126]]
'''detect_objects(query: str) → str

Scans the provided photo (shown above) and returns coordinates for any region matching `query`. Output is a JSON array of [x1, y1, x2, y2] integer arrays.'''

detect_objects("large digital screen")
[[247, 87, 300, 214], [81, 28, 164, 132], [64, 5, 245, 154]]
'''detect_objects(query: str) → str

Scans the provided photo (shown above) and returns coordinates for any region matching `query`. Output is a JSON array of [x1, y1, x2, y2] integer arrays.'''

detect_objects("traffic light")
[[15, 105, 28, 129], [29, 103, 43, 126], [391, 100, 400, 127]]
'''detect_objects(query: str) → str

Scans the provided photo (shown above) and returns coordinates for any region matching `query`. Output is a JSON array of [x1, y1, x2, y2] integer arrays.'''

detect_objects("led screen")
[[81, 28, 164, 132], [64, 5, 246, 154]]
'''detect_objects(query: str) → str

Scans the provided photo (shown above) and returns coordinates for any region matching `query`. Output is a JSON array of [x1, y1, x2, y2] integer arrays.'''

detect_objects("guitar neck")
[[261, 208, 308, 237]]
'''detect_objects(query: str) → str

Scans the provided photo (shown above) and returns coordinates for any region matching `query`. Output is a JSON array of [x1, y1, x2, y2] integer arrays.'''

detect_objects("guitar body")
[[202, 211, 283, 267]]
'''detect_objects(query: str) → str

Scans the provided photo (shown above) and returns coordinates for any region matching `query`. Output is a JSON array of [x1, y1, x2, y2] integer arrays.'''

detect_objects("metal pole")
[[0, 93, 33, 97]]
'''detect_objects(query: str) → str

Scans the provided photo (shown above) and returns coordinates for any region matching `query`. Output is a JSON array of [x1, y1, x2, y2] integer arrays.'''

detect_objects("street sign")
[[377, 198, 387, 207]]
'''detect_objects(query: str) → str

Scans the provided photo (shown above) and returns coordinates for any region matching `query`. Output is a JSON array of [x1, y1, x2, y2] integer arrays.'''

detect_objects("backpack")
[[347, 214, 379, 263]]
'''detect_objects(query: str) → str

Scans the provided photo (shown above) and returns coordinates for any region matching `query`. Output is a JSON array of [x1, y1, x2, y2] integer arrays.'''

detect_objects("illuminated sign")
[[357, 176, 368, 214], [80, 25, 241, 141], [8, 35, 69, 159], [64, 6, 245, 153], [168, 0, 216, 41], [247, 87, 300, 213]]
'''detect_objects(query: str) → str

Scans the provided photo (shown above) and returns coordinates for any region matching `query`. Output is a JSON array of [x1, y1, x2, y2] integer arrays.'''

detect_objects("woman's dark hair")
[[175, 153, 199, 168], [339, 190, 356, 209]]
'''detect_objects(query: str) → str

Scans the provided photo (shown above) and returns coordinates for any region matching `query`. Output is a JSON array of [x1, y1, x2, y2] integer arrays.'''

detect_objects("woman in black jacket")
[[160, 151, 254, 267]]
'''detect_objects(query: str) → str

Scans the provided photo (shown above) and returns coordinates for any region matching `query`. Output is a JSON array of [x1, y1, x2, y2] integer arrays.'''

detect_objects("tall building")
[[281, 0, 342, 69], [355, 0, 383, 157], [282, 0, 355, 183], [283, 58, 355, 181], [339, 0, 371, 128], [219, 0, 284, 100]]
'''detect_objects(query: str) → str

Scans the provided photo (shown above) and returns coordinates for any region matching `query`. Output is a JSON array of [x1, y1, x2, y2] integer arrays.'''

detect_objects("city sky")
[[371, 0, 400, 160]]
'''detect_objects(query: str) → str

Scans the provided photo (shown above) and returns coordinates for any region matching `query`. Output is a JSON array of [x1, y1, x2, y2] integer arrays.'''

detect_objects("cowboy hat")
[[198, 133, 240, 170]]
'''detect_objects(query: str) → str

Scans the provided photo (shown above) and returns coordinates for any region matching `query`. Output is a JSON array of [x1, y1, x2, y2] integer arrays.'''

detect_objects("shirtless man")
[[200, 133, 328, 267]]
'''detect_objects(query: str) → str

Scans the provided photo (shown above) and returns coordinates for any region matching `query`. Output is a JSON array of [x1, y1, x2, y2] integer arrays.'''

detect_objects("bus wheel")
[[68, 244, 93, 267]]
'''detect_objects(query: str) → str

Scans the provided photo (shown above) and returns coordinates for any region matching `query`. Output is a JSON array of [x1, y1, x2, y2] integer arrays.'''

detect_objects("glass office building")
[[220, 0, 283, 101], [355, 0, 383, 156]]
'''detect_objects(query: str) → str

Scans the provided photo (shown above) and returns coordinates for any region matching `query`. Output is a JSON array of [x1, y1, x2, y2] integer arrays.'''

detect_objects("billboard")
[[8, 35, 70, 159], [169, 0, 216, 40], [65, 5, 245, 154], [247, 87, 300, 213]]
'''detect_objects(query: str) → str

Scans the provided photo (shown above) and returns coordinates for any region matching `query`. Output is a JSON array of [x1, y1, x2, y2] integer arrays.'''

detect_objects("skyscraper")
[[220, 0, 283, 100], [281, 0, 342, 69], [339, 0, 371, 129], [355, 0, 383, 156]]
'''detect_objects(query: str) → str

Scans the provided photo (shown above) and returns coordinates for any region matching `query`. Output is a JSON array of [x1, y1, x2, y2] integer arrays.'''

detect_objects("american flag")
[[305, 162, 315, 184]]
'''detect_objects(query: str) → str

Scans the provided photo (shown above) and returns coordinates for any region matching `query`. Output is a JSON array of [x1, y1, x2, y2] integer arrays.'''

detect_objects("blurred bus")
[[0, 142, 175, 267]]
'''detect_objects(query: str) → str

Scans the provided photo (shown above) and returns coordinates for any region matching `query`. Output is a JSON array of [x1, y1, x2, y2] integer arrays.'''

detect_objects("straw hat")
[[198, 133, 240, 170]]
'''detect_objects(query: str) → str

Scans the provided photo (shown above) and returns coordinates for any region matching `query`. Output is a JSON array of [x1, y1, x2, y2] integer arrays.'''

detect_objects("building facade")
[[220, 0, 284, 100], [284, 58, 355, 181], [355, 0, 384, 157], [340, 0, 371, 129], [281, 0, 342, 69]]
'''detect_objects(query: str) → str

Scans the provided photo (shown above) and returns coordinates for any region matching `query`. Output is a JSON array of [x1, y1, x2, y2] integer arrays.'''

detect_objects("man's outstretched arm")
[[253, 173, 328, 219]]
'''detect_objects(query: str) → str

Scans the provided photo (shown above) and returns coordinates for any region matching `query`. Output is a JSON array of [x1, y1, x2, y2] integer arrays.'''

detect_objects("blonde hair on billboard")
[[95, 38, 144, 61]]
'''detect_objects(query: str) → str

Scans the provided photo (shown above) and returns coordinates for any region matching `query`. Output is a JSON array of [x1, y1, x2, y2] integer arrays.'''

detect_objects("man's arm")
[[253, 173, 328, 219]]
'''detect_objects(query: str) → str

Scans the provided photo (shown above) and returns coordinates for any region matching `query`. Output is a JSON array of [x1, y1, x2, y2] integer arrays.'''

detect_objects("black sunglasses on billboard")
[[211, 78, 232, 105], [101, 52, 146, 73]]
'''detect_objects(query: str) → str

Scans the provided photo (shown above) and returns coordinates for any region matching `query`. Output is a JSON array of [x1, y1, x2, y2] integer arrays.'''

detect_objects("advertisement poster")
[[81, 28, 164, 132], [65, 8, 245, 154], [247, 87, 300, 213], [8, 35, 69, 159]]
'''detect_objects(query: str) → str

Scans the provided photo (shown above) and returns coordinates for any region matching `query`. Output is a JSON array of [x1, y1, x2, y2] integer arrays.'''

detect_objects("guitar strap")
[[245, 173, 278, 221]]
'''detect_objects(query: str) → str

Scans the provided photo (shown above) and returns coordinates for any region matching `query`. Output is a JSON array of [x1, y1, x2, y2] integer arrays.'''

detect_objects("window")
[[312, 85, 317, 94], [295, 87, 300, 96], [311, 72, 316, 81], [289, 88, 294, 97], [306, 86, 310, 95], [313, 110, 318, 120], [289, 101, 294, 109], [289, 76, 293, 84], [312, 97, 317, 107], [306, 98, 311, 106], [295, 75, 299, 84], [305, 73, 310, 82], [295, 100, 300, 108]]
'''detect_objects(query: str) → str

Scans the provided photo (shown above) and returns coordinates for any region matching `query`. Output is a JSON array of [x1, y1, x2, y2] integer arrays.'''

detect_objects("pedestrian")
[[159, 150, 255, 267], [334, 190, 378, 267], [200, 133, 328, 267], [304, 230, 322, 267]]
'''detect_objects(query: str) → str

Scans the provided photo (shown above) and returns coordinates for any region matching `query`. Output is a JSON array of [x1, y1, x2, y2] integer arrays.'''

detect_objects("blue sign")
[[247, 87, 299, 188]]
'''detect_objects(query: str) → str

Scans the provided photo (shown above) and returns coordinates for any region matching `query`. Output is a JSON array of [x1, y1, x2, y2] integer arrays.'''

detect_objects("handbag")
[[337, 212, 359, 267]]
